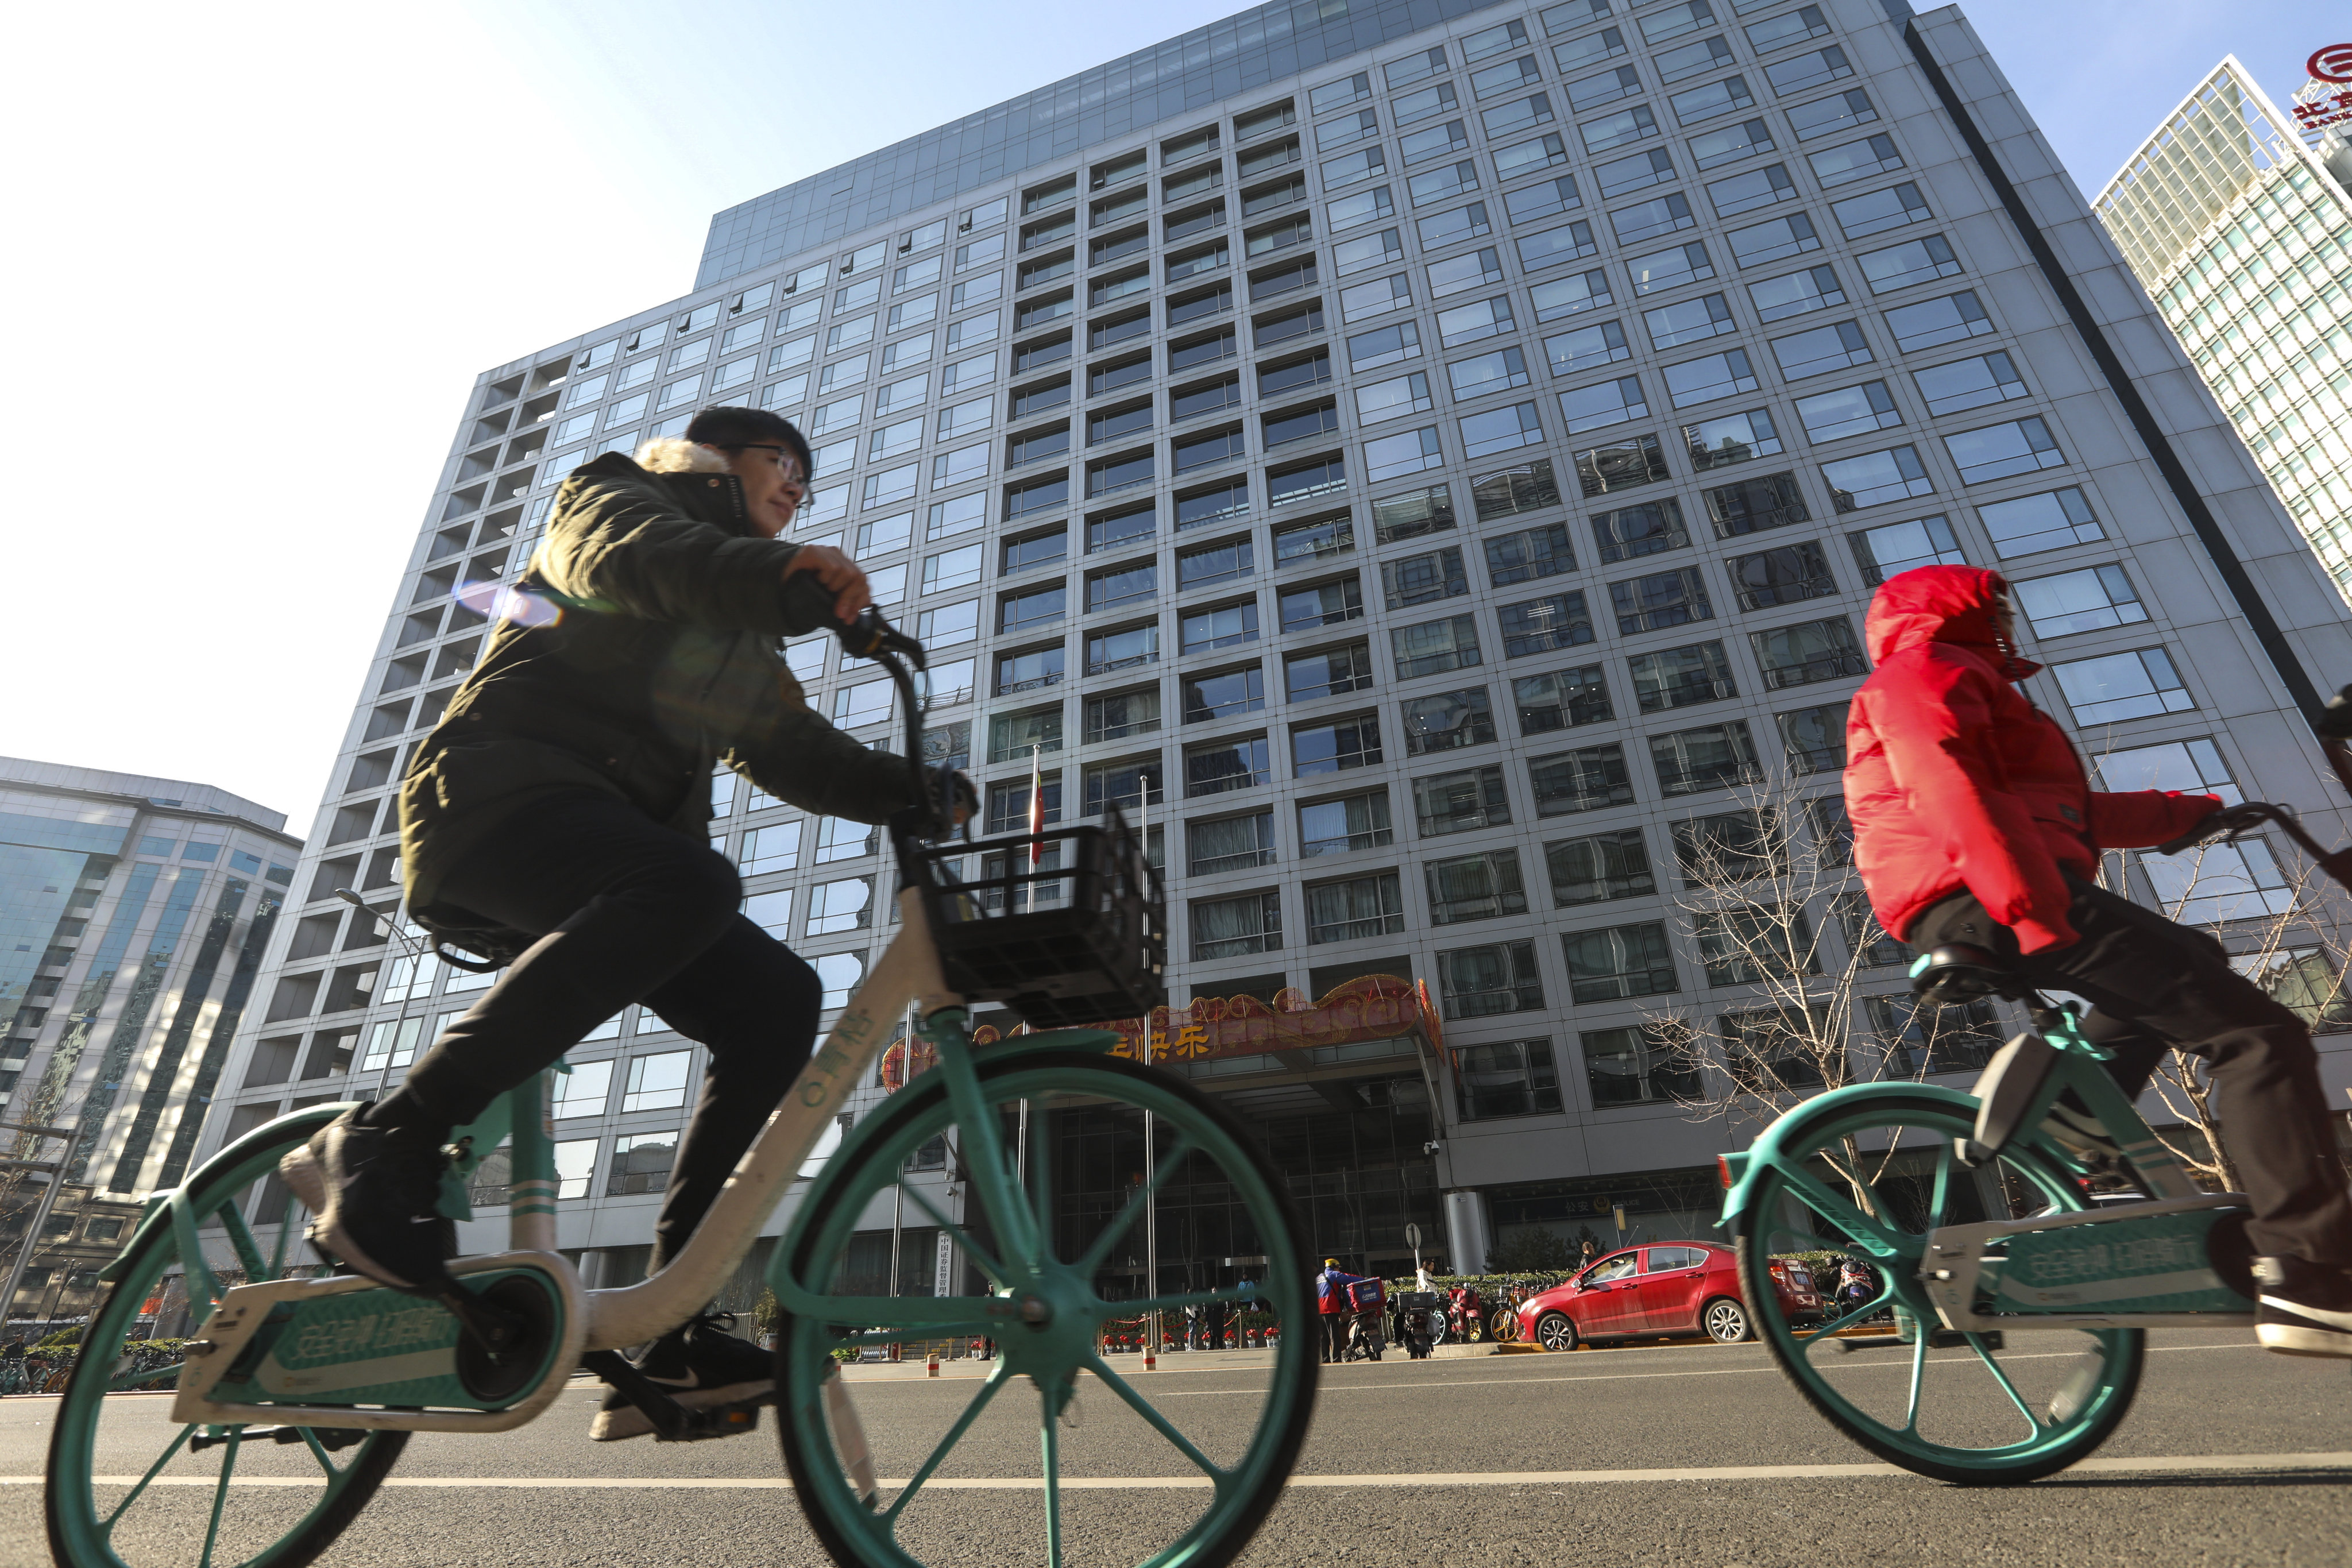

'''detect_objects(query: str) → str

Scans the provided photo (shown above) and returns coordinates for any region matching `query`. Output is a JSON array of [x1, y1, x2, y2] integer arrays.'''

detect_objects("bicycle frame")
[[1720, 1003, 2256, 1335]]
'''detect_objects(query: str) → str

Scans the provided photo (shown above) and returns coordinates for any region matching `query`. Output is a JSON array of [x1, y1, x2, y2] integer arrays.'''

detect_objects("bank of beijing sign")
[[2291, 44, 2352, 136]]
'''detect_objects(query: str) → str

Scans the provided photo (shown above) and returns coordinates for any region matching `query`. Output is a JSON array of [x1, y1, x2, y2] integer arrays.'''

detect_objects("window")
[[1286, 639, 1376, 700], [1671, 808, 1787, 887], [623, 1050, 692, 1113], [1002, 526, 1069, 577], [813, 817, 880, 865], [1373, 482, 1458, 543], [1346, 323, 1422, 378], [1088, 503, 1155, 553], [1291, 711, 1383, 776], [1978, 486, 2102, 558], [1083, 756, 1163, 818], [1392, 614, 1481, 679], [1436, 940, 1544, 1018], [1767, 43, 1854, 96], [1402, 119, 1474, 167], [1513, 665, 1612, 735], [1749, 262, 1846, 323], [2050, 648, 2193, 725], [1769, 319, 1871, 380], [1304, 871, 1406, 944], [1830, 181, 1930, 241], [1473, 461, 1563, 526], [1393, 73, 1458, 118], [1192, 891, 1282, 959], [1909, 356, 2028, 427], [996, 643, 1065, 693], [1427, 848, 1528, 924], [1538, 322, 1627, 385], [1415, 765, 1512, 837], [1381, 546, 1467, 608], [1179, 600, 1258, 654], [1339, 273, 1412, 324], [922, 720, 971, 771], [1809, 132, 1905, 190], [1561, 922, 1678, 1002], [1189, 810, 1275, 874], [1857, 232, 1962, 293], [1316, 109, 1379, 153], [1322, 146, 1388, 191], [1177, 535, 1254, 593], [1183, 663, 1266, 723], [1821, 446, 1932, 511], [1409, 160, 1481, 207], [2146, 836, 2296, 925], [1590, 497, 1689, 562], [1751, 616, 1863, 690], [1884, 289, 1994, 352], [1794, 379, 1903, 444], [1300, 789, 1394, 856], [1326, 185, 1396, 232], [1690, 115, 1775, 170], [813, 952, 865, 1011], [1485, 522, 1576, 588], [1708, 163, 1798, 219], [1682, 408, 1783, 473], [1177, 477, 1249, 530], [985, 773, 1062, 835], [1650, 720, 1760, 795], [1729, 541, 1835, 611], [1863, 992, 2001, 1076], [1584, 1023, 1697, 1106], [738, 821, 802, 875], [1400, 686, 1498, 755], [1626, 241, 1714, 296], [608, 1131, 679, 1197], [1945, 417, 2064, 485], [1530, 740, 1634, 815], [1310, 72, 1372, 115], [1420, 200, 1494, 251], [1567, 63, 1642, 113], [1642, 294, 1735, 353], [1364, 425, 1444, 484], [987, 705, 1063, 764], [1185, 736, 1272, 796], [1280, 576, 1365, 632], [2014, 565, 2148, 639], [1356, 371, 1435, 426], [1086, 621, 1158, 674], [1663, 347, 1761, 409], [1776, 700, 1848, 774], [1460, 401, 1546, 461], [1611, 194, 1697, 250], [549, 1058, 615, 1119], [1172, 374, 1243, 420], [1658, 34, 1736, 85], [999, 584, 1067, 635], [1630, 640, 1735, 712], [1669, 75, 1756, 126], [832, 681, 893, 728], [806, 876, 874, 935], [1558, 375, 1648, 435], [1490, 591, 1590, 658], [1084, 686, 1161, 742], [1611, 567, 1713, 635], [2091, 736, 2240, 805], [1087, 558, 1156, 612], [1547, 827, 1655, 909], [1847, 512, 1964, 584]]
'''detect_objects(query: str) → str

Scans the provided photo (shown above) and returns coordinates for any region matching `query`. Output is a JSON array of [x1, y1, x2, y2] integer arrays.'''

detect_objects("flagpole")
[[1140, 774, 1158, 1365]]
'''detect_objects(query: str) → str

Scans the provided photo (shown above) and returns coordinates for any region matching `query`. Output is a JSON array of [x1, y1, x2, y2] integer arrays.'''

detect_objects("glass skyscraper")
[[198, 0, 2352, 1283], [1, 757, 300, 1321], [2093, 58, 2352, 600]]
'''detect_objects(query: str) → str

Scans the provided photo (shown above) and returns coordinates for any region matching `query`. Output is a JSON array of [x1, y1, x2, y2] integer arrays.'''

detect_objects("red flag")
[[1028, 745, 1044, 866]]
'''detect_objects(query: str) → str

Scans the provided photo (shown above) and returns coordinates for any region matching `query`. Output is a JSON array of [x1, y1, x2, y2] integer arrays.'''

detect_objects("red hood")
[[1863, 565, 2038, 677]]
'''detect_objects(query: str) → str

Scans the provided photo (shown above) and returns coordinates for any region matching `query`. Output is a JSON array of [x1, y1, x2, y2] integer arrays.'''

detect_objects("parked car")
[[1516, 1242, 1821, 1350]]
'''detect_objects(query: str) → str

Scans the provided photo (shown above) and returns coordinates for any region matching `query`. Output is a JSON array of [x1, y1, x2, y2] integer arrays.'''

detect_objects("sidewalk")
[[833, 1341, 1504, 1380]]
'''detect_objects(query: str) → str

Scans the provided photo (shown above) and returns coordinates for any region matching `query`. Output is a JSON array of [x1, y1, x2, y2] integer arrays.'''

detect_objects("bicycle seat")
[[1909, 943, 2019, 1005]]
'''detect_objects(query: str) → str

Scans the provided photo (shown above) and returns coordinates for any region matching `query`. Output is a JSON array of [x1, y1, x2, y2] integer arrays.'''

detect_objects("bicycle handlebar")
[[2153, 800, 2335, 864]]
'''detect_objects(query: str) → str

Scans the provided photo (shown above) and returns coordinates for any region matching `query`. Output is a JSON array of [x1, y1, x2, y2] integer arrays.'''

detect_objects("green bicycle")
[[44, 612, 1319, 1568], [1713, 806, 2323, 1481]]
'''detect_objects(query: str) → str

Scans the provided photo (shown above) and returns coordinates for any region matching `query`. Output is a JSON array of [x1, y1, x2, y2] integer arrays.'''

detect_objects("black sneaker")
[[2254, 1256, 2352, 1358], [589, 1311, 775, 1441], [279, 1106, 455, 1293]]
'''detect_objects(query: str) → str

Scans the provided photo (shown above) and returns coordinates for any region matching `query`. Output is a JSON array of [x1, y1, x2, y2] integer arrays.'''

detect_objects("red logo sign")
[[2310, 44, 2352, 83]]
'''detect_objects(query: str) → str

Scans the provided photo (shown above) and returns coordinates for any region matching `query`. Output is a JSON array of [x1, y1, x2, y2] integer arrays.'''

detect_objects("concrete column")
[[1442, 1188, 1486, 1276]]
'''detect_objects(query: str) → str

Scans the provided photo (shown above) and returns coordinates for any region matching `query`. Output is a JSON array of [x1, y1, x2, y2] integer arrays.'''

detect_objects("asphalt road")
[[5, 1328, 2350, 1568]]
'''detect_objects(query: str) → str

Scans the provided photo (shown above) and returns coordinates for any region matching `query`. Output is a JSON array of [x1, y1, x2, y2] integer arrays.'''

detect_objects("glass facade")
[[198, 0, 2352, 1275], [2094, 61, 2352, 597]]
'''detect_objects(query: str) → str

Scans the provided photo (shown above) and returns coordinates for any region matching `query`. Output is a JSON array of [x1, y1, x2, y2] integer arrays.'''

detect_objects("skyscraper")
[[2092, 57, 2352, 600], [199, 0, 2352, 1286], [0, 758, 299, 1212]]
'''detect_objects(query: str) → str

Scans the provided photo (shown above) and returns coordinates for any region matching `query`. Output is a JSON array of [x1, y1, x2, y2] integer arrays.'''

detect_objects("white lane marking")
[[17, 1449, 2352, 1489], [1130, 1339, 2268, 1396]]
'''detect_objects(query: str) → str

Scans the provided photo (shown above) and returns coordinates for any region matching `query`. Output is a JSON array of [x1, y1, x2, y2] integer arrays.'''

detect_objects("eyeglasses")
[[727, 442, 811, 491]]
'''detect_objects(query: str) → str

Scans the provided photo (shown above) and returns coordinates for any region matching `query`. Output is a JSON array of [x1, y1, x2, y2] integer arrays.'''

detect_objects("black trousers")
[[1910, 876, 2352, 1264], [400, 791, 822, 1272]]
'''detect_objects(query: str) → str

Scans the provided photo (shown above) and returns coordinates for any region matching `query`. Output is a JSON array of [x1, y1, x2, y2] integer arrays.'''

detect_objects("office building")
[[199, 0, 2352, 1289], [0, 756, 299, 1318], [2092, 59, 2352, 600]]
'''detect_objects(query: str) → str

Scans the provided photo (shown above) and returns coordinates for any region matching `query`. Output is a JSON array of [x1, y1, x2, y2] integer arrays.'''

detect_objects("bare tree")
[[2125, 831, 2352, 1192], [1654, 767, 2003, 1218]]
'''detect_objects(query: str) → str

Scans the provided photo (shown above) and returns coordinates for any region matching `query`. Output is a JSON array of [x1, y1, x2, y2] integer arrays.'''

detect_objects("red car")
[[1516, 1242, 1821, 1350]]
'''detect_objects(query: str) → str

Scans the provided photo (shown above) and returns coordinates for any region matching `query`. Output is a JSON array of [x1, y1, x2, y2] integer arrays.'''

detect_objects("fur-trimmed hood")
[[632, 436, 729, 475]]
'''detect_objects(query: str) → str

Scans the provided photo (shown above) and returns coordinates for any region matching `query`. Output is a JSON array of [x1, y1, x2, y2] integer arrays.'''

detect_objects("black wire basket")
[[907, 804, 1168, 1027]]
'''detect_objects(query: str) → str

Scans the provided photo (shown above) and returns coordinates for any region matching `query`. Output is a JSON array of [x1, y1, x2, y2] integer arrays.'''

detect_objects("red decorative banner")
[[878, 974, 1442, 1090]]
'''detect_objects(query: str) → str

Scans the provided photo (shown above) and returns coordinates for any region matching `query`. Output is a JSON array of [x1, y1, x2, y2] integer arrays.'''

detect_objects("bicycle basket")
[[909, 804, 1167, 1026]]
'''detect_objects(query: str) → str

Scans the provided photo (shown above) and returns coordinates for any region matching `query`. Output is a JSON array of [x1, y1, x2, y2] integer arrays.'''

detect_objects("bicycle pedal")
[[661, 1400, 763, 1442]]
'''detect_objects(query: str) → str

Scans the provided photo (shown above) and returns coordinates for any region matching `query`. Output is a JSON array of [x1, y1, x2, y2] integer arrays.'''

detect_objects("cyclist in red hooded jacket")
[[1847, 565, 2352, 1357]]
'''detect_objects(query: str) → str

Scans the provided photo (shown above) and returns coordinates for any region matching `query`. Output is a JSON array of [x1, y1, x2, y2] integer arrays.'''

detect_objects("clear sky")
[[2, 1, 2333, 831]]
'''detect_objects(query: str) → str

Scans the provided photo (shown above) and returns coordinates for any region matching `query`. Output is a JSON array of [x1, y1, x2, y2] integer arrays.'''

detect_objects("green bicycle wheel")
[[776, 1051, 1318, 1568], [1735, 1089, 2143, 1485], [47, 1105, 408, 1568]]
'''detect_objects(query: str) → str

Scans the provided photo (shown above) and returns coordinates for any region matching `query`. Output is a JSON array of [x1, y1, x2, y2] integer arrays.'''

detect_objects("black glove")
[[2318, 684, 2352, 740], [890, 764, 975, 840]]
